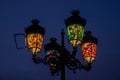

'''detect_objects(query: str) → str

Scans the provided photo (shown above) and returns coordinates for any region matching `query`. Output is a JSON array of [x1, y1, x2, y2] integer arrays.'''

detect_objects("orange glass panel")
[[27, 33, 43, 54], [81, 42, 97, 63]]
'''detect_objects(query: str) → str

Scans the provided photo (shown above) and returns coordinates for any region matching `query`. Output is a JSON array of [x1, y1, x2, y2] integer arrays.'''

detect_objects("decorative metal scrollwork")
[[66, 57, 81, 71]]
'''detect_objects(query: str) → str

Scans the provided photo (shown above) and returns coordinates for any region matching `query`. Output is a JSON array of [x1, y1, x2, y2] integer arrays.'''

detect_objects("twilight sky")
[[0, 0, 120, 80]]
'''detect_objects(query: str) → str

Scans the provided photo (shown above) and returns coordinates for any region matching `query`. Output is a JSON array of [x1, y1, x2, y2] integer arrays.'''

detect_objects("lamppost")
[[14, 10, 98, 80]]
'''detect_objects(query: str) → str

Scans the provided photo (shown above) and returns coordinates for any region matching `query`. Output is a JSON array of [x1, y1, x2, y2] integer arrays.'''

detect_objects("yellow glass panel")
[[84, 57, 95, 63], [70, 40, 81, 47], [27, 33, 43, 54], [81, 42, 97, 63]]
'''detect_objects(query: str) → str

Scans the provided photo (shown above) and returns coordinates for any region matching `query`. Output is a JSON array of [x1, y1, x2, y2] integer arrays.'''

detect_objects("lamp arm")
[[42, 55, 52, 64], [32, 54, 43, 64], [66, 57, 81, 71], [81, 63, 91, 71], [66, 46, 92, 71]]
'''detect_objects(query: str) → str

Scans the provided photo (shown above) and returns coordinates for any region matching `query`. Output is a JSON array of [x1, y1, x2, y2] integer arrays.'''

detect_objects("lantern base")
[[28, 47, 41, 54], [84, 57, 95, 63], [69, 40, 81, 47]]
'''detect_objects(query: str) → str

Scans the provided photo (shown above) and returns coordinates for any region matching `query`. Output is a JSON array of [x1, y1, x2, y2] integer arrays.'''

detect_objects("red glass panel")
[[81, 42, 97, 63]]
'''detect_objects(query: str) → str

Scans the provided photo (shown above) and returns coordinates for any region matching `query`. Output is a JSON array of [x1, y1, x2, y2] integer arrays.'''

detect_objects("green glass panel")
[[67, 24, 84, 46]]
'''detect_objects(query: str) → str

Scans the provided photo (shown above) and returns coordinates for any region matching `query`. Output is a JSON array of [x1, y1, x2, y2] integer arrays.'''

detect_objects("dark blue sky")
[[0, 0, 120, 80]]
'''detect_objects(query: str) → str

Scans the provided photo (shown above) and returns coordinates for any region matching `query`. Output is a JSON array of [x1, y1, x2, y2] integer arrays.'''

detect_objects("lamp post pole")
[[60, 29, 65, 80], [61, 60, 65, 80]]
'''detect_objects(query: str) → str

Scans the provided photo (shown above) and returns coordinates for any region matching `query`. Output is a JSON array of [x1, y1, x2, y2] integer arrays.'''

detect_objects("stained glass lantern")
[[81, 31, 98, 63], [44, 38, 61, 75], [65, 10, 86, 47], [44, 38, 61, 61], [25, 19, 45, 55]]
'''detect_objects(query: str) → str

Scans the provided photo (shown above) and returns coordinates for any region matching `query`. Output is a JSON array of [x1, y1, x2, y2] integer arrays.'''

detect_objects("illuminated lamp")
[[44, 38, 61, 61], [65, 10, 86, 47], [44, 38, 61, 75], [81, 31, 98, 63], [25, 19, 45, 55]]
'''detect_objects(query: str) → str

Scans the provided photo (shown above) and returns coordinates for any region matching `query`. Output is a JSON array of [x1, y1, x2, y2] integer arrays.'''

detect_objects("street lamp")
[[14, 10, 98, 80], [25, 19, 45, 54], [65, 10, 86, 47], [81, 31, 98, 63]]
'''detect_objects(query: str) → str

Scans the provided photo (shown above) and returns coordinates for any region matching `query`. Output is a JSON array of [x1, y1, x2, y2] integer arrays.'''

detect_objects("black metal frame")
[[31, 29, 92, 80], [14, 10, 98, 80], [14, 33, 26, 49]]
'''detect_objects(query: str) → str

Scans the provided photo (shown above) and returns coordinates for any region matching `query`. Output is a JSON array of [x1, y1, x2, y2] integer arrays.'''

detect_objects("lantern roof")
[[82, 31, 98, 44], [25, 19, 45, 35], [44, 37, 61, 51], [65, 10, 87, 27]]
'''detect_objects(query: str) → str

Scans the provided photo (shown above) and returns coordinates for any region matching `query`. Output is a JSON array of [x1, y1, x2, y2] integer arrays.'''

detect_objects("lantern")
[[65, 10, 86, 47], [25, 19, 45, 54], [81, 31, 98, 63], [44, 38, 61, 75], [44, 38, 60, 61]]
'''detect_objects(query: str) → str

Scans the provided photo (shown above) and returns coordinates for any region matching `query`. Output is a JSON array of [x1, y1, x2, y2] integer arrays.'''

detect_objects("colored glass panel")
[[67, 24, 84, 47], [45, 49, 59, 68], [81, 42, 97, 63], [46, 50, 60, 57], [27, 33, 43, 54]]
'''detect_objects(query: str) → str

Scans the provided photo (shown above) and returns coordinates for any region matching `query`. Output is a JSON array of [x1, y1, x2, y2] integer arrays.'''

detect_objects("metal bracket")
[[14, 33, 26, 49]]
